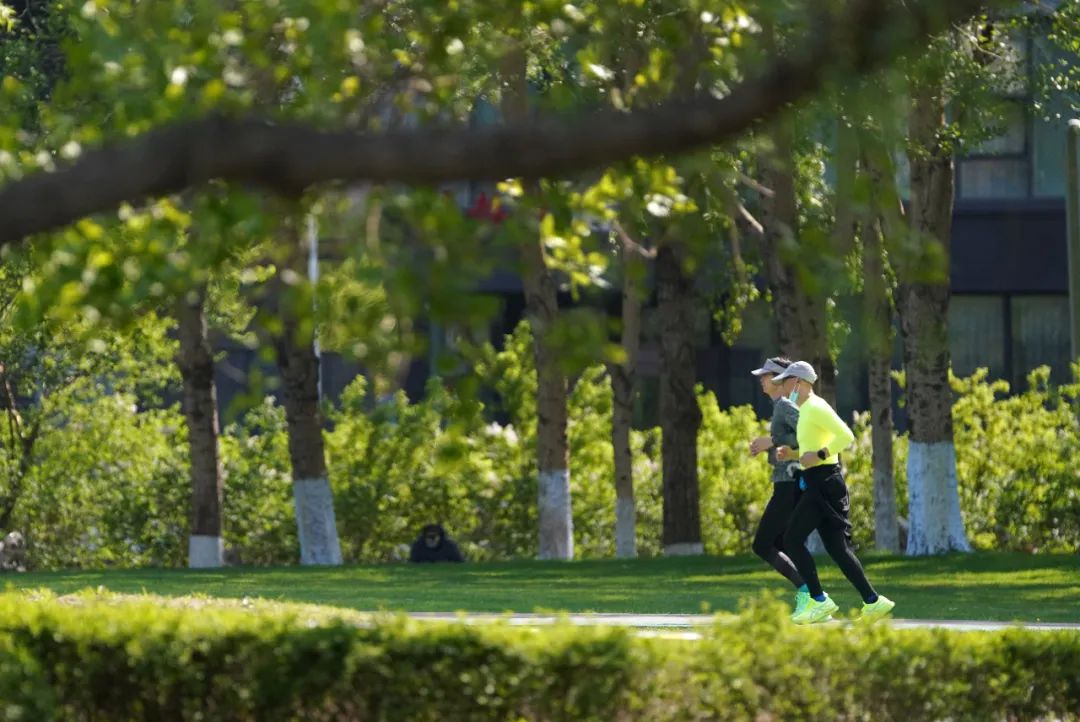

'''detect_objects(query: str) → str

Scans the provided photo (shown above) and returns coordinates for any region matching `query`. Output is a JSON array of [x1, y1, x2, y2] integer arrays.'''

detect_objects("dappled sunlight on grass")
[[5, 552, 1077, 622]]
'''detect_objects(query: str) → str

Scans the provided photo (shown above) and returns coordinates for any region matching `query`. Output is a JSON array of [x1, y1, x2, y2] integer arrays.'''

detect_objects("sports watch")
[[817, 448, 828, 460]]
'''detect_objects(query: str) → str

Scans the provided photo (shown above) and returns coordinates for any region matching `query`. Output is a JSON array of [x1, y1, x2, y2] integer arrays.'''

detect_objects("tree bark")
[[900, 78, 969, 555], [860, 211, 900, 553], [175, 286, 226, 568], [759, 122, 837, 405], [502, 47, 573, 560], [656, 243, 703, 555], [610, 227, 645, 558], [274, 222, 343, 566], [0, 369, 40, 533]]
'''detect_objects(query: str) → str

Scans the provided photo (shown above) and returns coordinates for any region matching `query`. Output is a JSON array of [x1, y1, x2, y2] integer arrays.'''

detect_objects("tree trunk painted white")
[[611, 228, 644, 559], [900, 77, 970, 556], [274, 212, 343, 567], [657, 244, 703, 554], [188, 535, 224, 568], [502, 48, 574, 561], [873, 463, 901, 552], [906, 441, 970, 555], [293, 478, 344, 565], [176, 287, 225, 569], [664, 542, 705, 556], [538, 469, 573, 560], [860, 183, 901, 553], [615, 497, 636, 558]]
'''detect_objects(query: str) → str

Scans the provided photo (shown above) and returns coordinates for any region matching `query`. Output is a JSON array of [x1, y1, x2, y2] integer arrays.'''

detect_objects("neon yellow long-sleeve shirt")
[[796, 394, 855, 467]]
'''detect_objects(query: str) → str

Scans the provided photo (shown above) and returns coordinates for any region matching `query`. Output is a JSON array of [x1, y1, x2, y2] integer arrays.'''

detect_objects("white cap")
[[750, 357, 790, 377], [772, 360, 818, 384]]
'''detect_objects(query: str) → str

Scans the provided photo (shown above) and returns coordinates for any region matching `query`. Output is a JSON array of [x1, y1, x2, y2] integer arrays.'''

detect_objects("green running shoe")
[[859, 595, 896, 623], [794, 589, 810, 616], [791, 594, 838, 625]]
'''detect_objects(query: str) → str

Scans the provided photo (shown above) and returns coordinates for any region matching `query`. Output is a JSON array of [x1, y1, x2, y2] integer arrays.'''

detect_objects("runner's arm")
[[770, 400, 799, 450], [818, 403, 855, 454]]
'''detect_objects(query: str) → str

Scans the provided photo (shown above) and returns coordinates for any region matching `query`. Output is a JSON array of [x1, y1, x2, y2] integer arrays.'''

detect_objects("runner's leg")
[[783, 490, 827, 598], [752, 482, 805, 588]]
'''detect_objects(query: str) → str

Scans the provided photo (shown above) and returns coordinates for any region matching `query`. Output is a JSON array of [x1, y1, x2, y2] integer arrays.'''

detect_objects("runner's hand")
[[749, 436, 772, 456], [775, 445, 796, 461], [799, 451, 819, 467]]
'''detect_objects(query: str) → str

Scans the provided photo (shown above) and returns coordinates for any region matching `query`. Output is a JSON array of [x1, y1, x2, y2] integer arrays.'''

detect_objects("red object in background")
[[466, 192, 509, 223]]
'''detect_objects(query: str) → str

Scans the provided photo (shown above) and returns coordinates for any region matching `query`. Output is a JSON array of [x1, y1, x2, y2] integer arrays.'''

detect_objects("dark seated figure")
[[409, 523, 465, 563]]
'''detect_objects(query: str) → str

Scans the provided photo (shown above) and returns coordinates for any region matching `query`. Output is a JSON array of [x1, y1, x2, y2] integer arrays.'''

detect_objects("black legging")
[[783, 465, 877, 601], [752, 481, 805, 589]]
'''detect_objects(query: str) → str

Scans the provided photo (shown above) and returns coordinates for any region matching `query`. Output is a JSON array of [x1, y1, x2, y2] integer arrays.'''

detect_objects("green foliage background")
[[1, 319, 1076, 569]]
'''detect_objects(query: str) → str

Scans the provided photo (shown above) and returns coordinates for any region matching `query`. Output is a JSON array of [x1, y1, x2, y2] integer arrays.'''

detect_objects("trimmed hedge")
[[0, 594, 1077, 721]]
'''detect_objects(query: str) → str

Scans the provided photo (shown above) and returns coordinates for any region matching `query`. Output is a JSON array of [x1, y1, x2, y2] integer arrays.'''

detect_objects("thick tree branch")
[[0, 0, 995, 245]]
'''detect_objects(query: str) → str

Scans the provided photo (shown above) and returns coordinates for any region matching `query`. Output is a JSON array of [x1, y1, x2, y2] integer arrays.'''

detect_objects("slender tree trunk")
[[656, 243, 703, 555], [0, 371, 39, 532], [860, 208, 900, 552], [759, 121, 836, 554], [610, 228, 645, 558], [274, 221, 343, 566], [175, 286, 226, 568], [759, 123, 837, 405], [501, 47, 573, 560], [900, 79, 969, 555]]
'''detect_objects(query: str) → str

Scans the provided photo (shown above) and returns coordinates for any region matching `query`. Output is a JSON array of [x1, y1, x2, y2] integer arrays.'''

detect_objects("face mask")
[[788, 387, 800, 404]]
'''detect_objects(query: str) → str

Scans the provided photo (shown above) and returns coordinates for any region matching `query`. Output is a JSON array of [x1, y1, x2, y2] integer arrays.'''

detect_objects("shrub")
[[0, 594, 1076, 721], [14, 387, 190, 569], [950, 366, 1080, 552], [219, 398, 297, 566]]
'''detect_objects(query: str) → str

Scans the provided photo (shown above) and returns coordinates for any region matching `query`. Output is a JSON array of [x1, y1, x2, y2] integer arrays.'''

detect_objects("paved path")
[[408, 612, 1080, 636]]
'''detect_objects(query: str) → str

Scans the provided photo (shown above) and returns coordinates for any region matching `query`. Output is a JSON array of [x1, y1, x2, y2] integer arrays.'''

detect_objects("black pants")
[[752, 481, 805, 589], [783, 465, 877, 601]]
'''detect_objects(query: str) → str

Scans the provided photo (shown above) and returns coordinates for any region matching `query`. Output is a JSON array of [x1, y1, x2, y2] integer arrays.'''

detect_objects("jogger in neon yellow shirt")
[[773, 361, 895, 625]]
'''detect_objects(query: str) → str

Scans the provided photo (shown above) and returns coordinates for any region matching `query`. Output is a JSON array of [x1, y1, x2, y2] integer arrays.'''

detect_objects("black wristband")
[[817, 448, 828, 460]]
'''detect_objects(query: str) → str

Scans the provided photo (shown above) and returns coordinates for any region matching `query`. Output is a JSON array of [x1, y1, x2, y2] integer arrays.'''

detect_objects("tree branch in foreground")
[[0, 0, 996, 245]]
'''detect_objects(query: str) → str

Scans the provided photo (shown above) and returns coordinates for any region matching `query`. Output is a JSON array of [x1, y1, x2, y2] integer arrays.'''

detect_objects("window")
[[958, 102, 1031, 199], [949, 295, 1008, 380], [1011, 295, 1071, 386], [957, 32, 1034, 200]]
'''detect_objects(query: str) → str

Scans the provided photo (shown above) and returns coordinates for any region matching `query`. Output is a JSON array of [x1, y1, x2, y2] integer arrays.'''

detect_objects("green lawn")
[[5, 552, 1078, 622]]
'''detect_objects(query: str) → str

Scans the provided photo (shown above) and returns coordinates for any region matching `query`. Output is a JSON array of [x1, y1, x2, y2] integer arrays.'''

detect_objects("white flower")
[[34, 150, 55, 171], [646, 194, 673, 217], [563, 3, 585, 22], [446, 38, 464, 55], [170, 66, 189, 86], [222, 29, 243, 46], [60, 141, 82, 160], [587, 63, 614, 81], [345, 30, 365, 55], [223, 66, 247, 87]]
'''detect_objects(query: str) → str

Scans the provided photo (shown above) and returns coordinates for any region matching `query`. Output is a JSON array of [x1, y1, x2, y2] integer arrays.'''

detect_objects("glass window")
[[1032, 114, 1067, 198], [958, 158, 1029, 198], [988, 34, 1030, 98], [970, 103, 1028, 155], [949, 295, 1007, 380], [1011, 295, 1071, 386]]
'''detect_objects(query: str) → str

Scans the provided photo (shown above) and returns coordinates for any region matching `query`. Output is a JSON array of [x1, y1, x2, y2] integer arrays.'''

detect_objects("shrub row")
[[0, 594, 1077, 721]]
